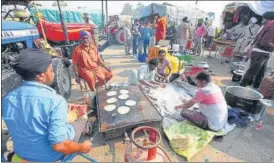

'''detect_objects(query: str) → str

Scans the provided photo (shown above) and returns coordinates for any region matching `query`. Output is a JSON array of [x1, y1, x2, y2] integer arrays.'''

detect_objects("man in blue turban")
[[72, 30, 113, 91]]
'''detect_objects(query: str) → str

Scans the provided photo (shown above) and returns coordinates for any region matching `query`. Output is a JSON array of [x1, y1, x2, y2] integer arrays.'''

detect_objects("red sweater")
[[254, 20, 274, 52]]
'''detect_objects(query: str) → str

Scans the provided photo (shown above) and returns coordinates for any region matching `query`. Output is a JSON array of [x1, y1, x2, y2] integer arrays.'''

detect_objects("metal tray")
[[97, 85, 163, 133]]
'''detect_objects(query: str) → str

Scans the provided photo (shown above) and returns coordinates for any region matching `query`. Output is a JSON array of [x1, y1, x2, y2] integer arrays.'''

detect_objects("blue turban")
[[10, 48, 52, 76], [80, 30, 91, 39]]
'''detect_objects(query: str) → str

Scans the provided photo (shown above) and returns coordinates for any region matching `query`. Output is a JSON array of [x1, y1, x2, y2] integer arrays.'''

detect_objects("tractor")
[[1, 0, 76, 99], [1, 0, 107, 99], [101, 15, 132, 45]]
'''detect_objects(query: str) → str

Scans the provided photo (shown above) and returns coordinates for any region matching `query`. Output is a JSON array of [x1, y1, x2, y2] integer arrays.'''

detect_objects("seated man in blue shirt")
[[2, 48, 92, 162]]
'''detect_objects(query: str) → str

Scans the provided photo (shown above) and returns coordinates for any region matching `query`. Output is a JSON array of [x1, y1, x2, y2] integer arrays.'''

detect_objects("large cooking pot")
[[225, 86, 264, 114]]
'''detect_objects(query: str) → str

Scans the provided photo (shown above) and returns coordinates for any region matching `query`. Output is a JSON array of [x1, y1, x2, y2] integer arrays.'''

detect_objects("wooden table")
[[213, 39, 236, 47]]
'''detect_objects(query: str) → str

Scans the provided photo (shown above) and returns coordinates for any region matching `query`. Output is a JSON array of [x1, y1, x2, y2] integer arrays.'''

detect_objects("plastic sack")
[[164, 121, 215, 160]]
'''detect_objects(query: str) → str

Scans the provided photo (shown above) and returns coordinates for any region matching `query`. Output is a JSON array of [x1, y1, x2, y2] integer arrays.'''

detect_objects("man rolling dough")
[[128, 58, 165, 88], [175, 71, 228, 131]]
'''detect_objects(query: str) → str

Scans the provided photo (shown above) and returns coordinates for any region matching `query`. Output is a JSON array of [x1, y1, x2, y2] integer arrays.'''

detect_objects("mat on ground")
[[164, 121, 236, 160]]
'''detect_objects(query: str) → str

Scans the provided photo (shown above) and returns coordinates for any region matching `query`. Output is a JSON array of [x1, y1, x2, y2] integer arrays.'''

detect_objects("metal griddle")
[[97, 85, 163, 134]]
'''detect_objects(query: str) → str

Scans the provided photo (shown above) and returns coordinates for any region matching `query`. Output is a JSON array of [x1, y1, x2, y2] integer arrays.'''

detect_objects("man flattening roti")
[[128, 58, 166, 88]]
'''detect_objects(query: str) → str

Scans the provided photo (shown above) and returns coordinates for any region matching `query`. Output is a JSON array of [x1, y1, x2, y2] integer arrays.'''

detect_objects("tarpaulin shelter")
[[88, 10, 105, 30], [139, 3, 207, 26], [222, 1, 274, 30], [29, 7, 84, 23], [29, 7, 105, 30]]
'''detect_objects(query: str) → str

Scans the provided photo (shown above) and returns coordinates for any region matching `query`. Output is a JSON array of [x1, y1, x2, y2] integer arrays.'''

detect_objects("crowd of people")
[[123, 14, 216, 58], [123, 13, 167, 57], [2, 10, 273, 162]]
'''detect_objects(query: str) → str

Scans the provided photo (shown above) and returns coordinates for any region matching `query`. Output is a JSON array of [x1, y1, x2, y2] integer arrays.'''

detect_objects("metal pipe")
[[33, 1, 47, 42], [57, 0, 70, 45], [105, 0, 108, 24], [105, 0, 109, 40], [101, 0, 104, 25]]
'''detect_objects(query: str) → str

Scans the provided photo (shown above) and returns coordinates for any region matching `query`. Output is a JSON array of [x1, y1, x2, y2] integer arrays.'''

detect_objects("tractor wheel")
[[1, 71, 22, 98], [52, 58, 72, 100], [115, 29, 125, 45]]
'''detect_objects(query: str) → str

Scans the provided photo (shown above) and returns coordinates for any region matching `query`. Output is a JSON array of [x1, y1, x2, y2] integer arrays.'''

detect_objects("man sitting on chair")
[[73, 30, 113, 91]]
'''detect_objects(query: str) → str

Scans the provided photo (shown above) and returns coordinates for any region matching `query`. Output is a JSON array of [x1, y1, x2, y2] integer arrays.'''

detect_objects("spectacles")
[[81, 37, 90, 41]]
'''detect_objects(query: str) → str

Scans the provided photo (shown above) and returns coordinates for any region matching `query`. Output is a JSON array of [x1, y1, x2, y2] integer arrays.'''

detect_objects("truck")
[[1, 19, 72, 99]]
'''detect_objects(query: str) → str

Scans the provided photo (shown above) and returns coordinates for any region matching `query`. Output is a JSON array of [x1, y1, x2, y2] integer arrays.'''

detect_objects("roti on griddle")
[[107, 91, 117, 96], [107, 97, 117, 104], [119, 89, 129, 94], [118, 94, 129, 100], [125, 100, 137, 106], [104, 104, 116, 111], [118, 106, 130, 115]]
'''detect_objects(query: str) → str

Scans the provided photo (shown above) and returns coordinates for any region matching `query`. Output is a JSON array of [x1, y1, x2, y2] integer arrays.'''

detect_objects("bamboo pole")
[[33, 0, 47, 42]]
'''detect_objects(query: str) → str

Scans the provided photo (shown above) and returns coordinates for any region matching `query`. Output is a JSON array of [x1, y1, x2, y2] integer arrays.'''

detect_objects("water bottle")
[[242, 55, 247, 64], [256, 121, 263, 131]]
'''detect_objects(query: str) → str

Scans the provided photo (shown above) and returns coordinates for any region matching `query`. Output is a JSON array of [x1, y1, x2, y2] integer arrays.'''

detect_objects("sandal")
[[84, 122, 93, 136]]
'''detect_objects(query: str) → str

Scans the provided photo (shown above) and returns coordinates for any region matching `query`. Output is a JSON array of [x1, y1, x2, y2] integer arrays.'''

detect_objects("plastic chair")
[[219, 47, 234, 65], [78, 77, 101, 92], [209, 43, 218, 58], [79, 77, 89, 91], [202, 43, 217, 58]]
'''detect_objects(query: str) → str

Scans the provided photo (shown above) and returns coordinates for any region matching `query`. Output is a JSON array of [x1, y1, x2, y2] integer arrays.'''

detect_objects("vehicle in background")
[[1, 0, 99, 99], [101, 15, 132, 45]]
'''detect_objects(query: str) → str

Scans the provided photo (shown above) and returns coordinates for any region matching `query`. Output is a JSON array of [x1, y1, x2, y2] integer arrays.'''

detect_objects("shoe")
[[85, 121, 93, 136], [213, 135, 224, 142], [133, 55, 138, 59]]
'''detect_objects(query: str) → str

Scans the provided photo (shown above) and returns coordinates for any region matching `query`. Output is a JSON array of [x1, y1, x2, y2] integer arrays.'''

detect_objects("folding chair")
[[219, 47, 234, 66]]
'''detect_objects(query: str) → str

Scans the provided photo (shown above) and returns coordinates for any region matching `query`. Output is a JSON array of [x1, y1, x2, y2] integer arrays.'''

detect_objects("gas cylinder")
[[124, 126, 171, 162]]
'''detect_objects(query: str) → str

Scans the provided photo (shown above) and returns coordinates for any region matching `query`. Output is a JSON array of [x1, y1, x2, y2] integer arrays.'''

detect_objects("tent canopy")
[[139, 3, 208, 25], [246, 1, 274, 16]]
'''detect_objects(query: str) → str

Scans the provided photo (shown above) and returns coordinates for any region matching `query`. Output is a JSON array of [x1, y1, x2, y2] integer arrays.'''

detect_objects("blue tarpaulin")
[[29, 8, 84, 23], [89, 10, 105, 30], [140, 3, 188, 25], [29, 8, 105, 30], [140, 3, 168, 18]]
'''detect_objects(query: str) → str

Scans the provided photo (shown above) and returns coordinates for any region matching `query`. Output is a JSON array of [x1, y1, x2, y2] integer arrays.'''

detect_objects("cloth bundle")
[[228, 108, 250, 127]]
